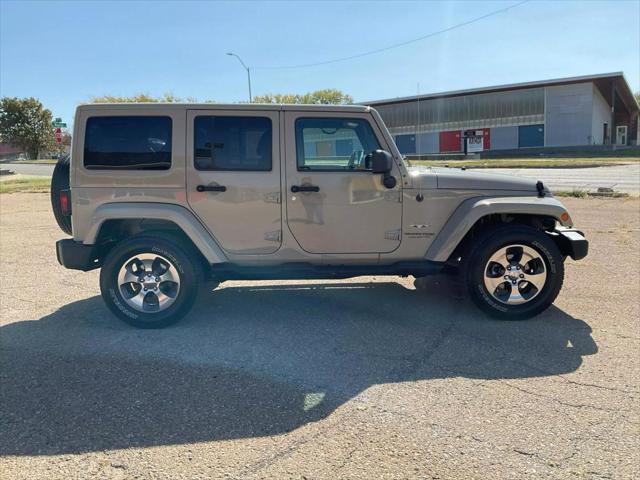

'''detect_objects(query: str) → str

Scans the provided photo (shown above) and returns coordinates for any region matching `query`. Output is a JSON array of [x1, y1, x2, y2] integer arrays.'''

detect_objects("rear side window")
[[84, 116, 172, 170], [194, 116, 272, 171]]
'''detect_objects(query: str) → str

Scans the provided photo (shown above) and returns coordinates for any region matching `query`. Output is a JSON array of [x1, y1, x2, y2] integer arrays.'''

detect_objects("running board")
[[208, 261, 444, 281]]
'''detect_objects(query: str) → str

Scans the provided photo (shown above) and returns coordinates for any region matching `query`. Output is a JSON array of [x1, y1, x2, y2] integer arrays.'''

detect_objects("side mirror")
[[371, 150, 393, 174], [370, 150, 396, 189]]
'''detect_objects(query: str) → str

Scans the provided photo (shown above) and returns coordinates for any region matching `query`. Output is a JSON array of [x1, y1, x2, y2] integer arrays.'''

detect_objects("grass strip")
[[0, 176, 51, 193]]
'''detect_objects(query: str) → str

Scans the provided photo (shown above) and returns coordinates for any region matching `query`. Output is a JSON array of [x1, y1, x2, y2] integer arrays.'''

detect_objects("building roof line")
[[361, 72, 636, 108]]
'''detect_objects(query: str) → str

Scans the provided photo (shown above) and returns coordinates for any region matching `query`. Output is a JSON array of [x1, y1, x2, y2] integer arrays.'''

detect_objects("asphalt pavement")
[[0, 194, 638, 479], [486, 163, 640, 194], [3, 162, 639, 193], [1, 163, 55, 177]]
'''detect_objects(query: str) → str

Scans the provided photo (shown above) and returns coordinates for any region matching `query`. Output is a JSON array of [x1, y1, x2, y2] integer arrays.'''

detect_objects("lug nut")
[[512, 281, 517, 285], [504, 275, 509, 279], [520, 274, 524, 278]]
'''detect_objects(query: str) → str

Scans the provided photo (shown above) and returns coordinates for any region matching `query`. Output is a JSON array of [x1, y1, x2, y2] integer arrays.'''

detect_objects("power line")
[[253, 0, 530, 70]]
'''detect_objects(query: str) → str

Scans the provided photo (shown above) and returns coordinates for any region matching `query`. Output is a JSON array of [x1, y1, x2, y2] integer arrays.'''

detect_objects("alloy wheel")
[[483, 244, 547, 305], [116, 253, 181, 312]]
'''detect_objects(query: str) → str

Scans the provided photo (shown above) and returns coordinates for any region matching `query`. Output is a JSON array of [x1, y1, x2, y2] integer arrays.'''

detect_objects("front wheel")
[[99, 235, 202, 328], [464, 225, 564, 320]]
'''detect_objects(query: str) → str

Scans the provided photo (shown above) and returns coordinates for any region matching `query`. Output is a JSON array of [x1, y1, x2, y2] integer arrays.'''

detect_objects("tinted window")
[[194, 116, 272, 171], [295, 118, 380, 171], [84, 116, 172, 170]]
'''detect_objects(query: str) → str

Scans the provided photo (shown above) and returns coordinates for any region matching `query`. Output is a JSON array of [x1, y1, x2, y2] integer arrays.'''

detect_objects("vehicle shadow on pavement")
[[0, 277, 597, 456]]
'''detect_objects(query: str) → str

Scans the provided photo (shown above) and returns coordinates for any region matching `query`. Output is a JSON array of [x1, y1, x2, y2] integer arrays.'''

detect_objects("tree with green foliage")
[[90, 93, 209, 103], [252, 89, 353, 105], [0, 97, 55, 159]]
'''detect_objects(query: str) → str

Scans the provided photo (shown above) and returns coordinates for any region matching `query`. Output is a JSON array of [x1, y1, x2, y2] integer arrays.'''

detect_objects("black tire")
[[99, 234, 202, 328], [50, 154, 72, 235], [464, 224, 564, 320]]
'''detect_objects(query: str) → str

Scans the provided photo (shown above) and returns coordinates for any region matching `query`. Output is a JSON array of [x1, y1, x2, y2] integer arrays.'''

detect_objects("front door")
[[616, 125, 628, 145], [186, 109, 281, 255], [284, 112, 402, 254]]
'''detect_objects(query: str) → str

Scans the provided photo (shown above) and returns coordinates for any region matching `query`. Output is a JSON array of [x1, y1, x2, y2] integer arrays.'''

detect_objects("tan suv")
[[52, 103, 588, 328]]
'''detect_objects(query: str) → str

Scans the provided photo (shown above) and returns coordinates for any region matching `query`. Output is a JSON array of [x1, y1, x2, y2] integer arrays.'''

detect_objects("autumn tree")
[[252, 89, 353, 105], [0, 97, 55, 159], [90, 93, 208, 103]]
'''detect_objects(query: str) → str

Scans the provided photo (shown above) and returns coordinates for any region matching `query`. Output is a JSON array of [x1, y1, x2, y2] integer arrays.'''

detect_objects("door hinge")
[[384, 229, 401, 241], [264, 192, 281, 204], [264, 230, 282, 242]]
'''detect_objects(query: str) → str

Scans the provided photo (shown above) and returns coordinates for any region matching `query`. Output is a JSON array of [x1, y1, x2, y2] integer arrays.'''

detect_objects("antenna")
[[416, 82, 421, 160], [415, 82, 424, 203]]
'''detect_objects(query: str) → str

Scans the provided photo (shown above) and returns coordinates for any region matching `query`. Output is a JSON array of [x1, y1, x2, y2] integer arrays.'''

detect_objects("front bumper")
[[56, 239, 101, 271], [549, 228, 589, 260]]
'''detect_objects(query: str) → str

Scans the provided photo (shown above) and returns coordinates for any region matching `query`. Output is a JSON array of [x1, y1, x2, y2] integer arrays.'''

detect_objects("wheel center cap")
[[507, 265, 522, 281]]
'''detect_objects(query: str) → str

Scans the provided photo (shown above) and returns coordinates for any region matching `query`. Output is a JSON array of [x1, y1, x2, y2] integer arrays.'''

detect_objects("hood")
[[408, 166, 541, 192]]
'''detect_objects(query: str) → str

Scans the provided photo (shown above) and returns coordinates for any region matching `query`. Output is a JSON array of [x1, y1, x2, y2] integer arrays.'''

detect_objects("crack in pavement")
[[502, 381, 620, 412]]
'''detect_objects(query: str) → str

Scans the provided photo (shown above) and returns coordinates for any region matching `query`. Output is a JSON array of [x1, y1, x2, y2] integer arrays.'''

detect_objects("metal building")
[[364, 72, 639, 155]]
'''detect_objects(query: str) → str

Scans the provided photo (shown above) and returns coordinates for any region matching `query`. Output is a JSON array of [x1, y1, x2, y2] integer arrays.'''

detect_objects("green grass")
[[554, 189, 632, 198], [408, 157, 640, 169], [0, 158, 58, 165], [0, 176, 51, 193], [554, 190, 589, 198]]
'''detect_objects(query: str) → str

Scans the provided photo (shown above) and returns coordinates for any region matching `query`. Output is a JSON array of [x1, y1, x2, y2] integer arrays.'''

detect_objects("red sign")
[[55, 127, 62, 134]]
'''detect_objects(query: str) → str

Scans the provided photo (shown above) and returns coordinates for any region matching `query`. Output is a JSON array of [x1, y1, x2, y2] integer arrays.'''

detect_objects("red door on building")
[[482, 128, 491, 150], [439, 130, 462, 152]]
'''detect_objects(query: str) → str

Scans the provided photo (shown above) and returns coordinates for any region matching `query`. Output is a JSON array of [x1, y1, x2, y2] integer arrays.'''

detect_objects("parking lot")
[[1, 193, 638, 479]]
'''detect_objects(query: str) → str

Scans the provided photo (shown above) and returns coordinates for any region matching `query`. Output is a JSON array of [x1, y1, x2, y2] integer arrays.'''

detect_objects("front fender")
[[425, 196, 573, 262], [84, 202, 228, 264]]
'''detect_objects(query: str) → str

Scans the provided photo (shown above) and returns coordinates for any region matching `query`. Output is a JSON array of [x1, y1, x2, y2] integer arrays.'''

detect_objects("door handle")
[[291, 185, 320, 193], [196, 185, 227, 192]]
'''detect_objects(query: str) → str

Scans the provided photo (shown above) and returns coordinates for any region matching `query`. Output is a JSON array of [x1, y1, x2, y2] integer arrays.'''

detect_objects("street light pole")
[[226, 52, 252, 102]]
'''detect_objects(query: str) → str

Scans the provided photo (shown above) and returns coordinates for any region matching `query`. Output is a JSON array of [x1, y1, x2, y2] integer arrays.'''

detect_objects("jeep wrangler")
[[53, 103, 588, 328]]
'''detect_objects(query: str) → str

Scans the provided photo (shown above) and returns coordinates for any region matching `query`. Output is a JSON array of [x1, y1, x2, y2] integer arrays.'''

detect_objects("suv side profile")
[[52, 103, 588, 328]]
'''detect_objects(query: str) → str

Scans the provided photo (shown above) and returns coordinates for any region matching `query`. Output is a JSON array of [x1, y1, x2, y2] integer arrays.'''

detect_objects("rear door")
[[186, 109, 281, 255], [284, 112, 402, 254]]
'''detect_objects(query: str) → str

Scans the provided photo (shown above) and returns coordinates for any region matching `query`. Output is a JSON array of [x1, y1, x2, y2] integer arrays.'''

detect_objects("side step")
[[209, 261, 445, 281]]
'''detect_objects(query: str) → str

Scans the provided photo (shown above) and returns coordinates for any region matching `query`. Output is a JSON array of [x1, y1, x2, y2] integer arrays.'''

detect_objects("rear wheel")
[[464, 225, 564, 320], [99, 235, 202, 328]]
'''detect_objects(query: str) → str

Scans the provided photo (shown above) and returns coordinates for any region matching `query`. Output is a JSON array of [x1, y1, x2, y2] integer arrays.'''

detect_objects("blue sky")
[[1, 0, 638, 125]]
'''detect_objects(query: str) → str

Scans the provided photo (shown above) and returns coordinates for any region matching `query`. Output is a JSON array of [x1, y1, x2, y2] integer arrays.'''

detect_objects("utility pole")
[[226, 52, 252, 102]]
